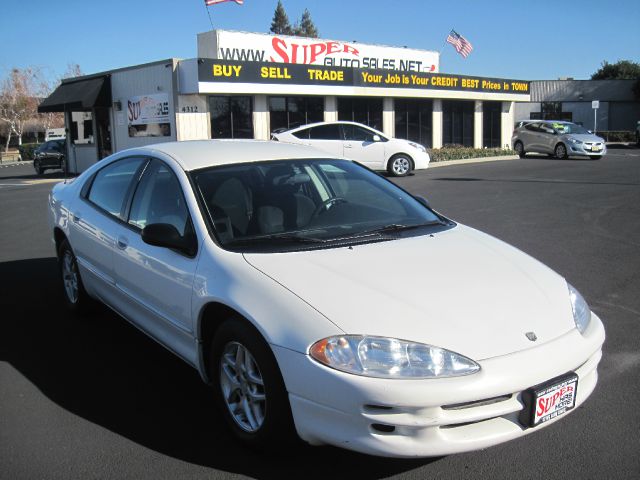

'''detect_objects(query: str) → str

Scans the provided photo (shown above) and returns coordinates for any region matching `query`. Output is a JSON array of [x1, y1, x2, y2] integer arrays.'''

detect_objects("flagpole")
[[438, 27, 454, 56], [206, 5, 214, 30]]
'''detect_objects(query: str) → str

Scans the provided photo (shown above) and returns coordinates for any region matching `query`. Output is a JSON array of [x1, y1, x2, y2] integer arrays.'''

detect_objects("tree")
[[591, 60, 640, 80], [270, 1, 292, 35], [293, 9, 319, 38], [591, 60, 640, 98], [0, 68, 39, 151]]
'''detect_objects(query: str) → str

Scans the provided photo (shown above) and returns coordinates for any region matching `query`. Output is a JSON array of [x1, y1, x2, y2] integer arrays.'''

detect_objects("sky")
[[1, 0, 639, 83]]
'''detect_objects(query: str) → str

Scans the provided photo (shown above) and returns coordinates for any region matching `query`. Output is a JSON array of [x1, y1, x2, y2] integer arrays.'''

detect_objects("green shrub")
[[17, 143, 41, 160], [596, 131, 635, 142], [428, 146, 516, 162]]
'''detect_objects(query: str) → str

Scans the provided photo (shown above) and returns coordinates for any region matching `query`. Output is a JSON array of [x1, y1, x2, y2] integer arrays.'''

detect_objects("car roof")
[[284, 121, 377, 132], [128, 139, 344, 172]]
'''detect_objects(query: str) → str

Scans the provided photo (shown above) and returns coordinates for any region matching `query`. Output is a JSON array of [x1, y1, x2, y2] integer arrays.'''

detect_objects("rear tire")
[[554, 143, 568, 159], [514, 141, 526, 158], [387, 154, 413, 177], [58, 239, 92, 314], [210, 318, 296, 450]]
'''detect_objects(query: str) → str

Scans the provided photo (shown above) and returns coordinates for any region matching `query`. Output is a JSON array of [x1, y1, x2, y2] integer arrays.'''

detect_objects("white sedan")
[[271, 121, 430, 176], [49, 140, 604, 458]]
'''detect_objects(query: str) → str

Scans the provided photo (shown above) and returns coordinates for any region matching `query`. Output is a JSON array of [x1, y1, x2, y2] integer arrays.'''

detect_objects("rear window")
[[292, 128, 310, 140]]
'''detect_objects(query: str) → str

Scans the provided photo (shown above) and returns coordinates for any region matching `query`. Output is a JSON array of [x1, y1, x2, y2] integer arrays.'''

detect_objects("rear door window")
[[87, 157, 146, 219], [309, 124, 342, 140]]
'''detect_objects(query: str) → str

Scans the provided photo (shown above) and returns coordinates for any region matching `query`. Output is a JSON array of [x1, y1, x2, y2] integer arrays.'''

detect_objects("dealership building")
[[39, 30, 532, 173]]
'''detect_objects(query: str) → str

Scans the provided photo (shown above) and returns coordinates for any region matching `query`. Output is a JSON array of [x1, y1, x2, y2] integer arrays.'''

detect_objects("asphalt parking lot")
[[1, 149, 639, 479]]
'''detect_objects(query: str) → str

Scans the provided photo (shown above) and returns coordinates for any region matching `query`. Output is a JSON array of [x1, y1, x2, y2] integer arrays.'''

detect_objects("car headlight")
[[568, 137, 583, 145], [309, 335, 480, 379], [568, 283, 591, 334], [408, 141, 426, 153]]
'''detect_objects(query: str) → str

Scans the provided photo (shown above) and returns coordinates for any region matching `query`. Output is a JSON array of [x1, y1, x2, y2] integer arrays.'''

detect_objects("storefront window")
[[482, 101, 502, 148], [395, 99, 433, 147], [337, 97, 383, 130], [443, 100, 474, 147], [209, 96, 254, 139], [269, 96, 324, 132]]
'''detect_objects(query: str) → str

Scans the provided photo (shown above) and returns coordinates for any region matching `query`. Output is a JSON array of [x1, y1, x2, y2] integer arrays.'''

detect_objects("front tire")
[[210, 318, 296, 450], [58, 239, 92, 314], [34, 160, 44, 175], [554, 143, 568, 159], [387, 154, 413, 177]]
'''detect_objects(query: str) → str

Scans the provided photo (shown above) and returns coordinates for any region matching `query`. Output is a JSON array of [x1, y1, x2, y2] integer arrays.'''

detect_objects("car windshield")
[[192, 159, 448, 251], [550, 123, 590, 135]]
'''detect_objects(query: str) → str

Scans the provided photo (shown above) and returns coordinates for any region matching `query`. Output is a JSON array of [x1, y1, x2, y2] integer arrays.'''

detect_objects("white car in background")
[[272, 121, 430, 176], [49, 140, 604, 458]]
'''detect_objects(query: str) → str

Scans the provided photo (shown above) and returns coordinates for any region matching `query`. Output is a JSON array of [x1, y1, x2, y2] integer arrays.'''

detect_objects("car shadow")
[[0, 258, 438, 477], [521, 154, 599, 162]]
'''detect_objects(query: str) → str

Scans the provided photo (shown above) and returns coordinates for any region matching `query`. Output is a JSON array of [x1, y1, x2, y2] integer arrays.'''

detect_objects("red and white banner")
[[198, 30, 439, 73], [205, 0, 244, 6]]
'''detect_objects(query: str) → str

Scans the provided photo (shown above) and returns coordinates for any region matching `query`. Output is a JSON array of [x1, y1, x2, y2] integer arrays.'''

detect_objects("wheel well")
[[53, 228, 66, 257], [198, 302, 247, 382]]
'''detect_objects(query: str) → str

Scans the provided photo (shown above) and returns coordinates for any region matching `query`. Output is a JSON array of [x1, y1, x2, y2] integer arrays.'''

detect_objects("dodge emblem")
[[525, 332, 538, 342]]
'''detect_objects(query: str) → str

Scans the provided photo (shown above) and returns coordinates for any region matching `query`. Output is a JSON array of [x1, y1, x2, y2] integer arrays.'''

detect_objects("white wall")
[[110, 61, 177, 152]]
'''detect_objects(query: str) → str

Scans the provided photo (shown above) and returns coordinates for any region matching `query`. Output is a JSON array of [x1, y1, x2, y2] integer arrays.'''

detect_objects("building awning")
[[38, 76, 111, 113]]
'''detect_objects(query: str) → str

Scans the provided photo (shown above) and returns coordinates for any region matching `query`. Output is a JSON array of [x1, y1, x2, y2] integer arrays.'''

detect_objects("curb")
[[429, 155, 519, 168]]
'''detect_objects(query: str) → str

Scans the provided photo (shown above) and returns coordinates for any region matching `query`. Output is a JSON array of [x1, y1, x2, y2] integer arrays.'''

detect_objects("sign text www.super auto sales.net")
[[219, 36, 437, 73]]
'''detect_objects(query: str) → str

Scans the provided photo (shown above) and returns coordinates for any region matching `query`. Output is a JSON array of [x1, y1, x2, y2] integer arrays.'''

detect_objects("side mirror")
[[372, 134, 381, 142], [142, 223, 197, 256], [413, 195, 431, 209]]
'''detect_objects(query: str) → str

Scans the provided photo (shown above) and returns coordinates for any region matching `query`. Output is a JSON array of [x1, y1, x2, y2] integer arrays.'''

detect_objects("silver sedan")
[[512, 120, 607, 159]]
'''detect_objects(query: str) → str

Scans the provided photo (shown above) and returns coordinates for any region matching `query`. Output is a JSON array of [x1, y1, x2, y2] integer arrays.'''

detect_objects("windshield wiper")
[[359, 221, 446, 236], [224, 232, 327, 247]]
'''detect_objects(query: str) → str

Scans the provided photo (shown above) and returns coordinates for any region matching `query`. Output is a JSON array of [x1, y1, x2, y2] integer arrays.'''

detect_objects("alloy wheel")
[[62, 251, 79, 304], [392, 157, 410, 176], [219, 341, 266, 432]]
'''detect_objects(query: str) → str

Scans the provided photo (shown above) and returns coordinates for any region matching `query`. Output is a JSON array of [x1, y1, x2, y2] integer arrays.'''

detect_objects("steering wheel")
[[310, 197, 348, 220]]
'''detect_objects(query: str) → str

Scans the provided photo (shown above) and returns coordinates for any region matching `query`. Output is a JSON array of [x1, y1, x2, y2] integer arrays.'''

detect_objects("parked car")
[[34, 139, 66, 174], [271, 121, 430, 176], [49, 140, 604, 458], [512, 120, 606, 159]]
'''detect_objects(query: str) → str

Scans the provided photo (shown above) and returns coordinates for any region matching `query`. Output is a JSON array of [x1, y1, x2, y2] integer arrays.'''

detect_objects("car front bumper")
[[273, 312, 605, 457], [568, 142, 606, 157], [413, 151, 431, 170]]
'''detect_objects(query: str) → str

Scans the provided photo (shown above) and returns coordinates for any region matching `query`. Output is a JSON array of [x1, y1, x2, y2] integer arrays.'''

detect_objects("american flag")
[[205, 0, 244, 6], [446, 30, 473, 58]]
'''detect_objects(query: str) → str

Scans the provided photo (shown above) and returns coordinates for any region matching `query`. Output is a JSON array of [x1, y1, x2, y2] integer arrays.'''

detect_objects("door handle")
[[117, 236, 129, 250], [344, 144, 353, 148], [71, 212, 81, 223]]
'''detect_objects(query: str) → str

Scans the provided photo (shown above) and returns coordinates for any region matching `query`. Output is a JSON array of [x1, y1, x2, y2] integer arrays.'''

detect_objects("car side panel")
[[67, 200, 121, 304], [343, 140, 386, 168], [111, 223, 200, 366]]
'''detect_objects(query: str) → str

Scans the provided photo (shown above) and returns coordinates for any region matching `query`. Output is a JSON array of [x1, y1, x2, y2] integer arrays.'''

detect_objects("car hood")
[[243, 225, 576, 360], [563, 133, 605, 143]]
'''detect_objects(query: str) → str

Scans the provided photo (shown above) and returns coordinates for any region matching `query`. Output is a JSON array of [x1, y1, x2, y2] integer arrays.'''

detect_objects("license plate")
[[520, 373, 578, 427], [592, 145, 602, 151]]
